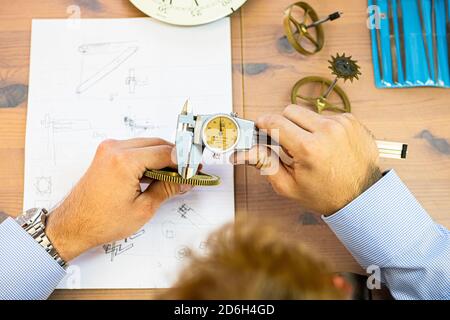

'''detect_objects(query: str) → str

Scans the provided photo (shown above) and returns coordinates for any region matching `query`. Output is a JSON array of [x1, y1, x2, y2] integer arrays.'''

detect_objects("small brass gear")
[[328, 53, 361, 82], [144, 168, 220, 186]]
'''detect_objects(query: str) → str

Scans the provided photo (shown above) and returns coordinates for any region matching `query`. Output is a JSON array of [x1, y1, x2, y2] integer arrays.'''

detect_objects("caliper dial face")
[[203, 115, 239, 153], [129, 0, 248, 26]]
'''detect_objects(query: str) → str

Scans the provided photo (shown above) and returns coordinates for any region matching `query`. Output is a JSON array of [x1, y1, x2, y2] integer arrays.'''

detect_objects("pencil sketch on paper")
[[159, 202, 212, 246], [162, 220, 176, 239], [172, 202, 211, 228], [41, 114, 92, 133], [125, 68, 148, 94], [175, 245, 191, 261], [123, 115, 163, 137], [103, 229, 146, 262], [41, 114, 92, 165], [34, 176, 52, 196], [77, 42, 138, 94], [176, 203, 193, 219]]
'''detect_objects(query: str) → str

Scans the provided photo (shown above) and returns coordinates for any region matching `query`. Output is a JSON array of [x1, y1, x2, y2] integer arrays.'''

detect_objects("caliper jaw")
[[175, 101, 203, 179]]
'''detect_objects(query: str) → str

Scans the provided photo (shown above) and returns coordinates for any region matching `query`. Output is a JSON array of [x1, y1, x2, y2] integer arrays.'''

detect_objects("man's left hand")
[[45, 138, 190, 262]]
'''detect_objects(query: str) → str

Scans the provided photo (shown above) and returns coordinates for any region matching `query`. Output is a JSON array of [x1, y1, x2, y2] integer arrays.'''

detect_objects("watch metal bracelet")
[[22, 208, 68, 269]]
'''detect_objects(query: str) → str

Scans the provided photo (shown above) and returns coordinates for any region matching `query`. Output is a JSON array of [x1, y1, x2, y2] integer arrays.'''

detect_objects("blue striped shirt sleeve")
[[323, 170, 450, 300], [0, 218, 66, 300]]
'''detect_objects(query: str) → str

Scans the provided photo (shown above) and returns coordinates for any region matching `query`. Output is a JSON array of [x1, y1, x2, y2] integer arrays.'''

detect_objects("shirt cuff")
[[0, 218, 66, 300], [322, 170, 436, 268]]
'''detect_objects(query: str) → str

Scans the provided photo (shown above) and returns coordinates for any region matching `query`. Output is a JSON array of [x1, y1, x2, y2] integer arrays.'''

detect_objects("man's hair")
[[163, 219, 345, 299]]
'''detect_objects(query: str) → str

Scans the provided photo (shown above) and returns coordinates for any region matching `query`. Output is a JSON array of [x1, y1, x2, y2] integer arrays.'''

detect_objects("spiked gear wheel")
[[328, 53, 361, 82]]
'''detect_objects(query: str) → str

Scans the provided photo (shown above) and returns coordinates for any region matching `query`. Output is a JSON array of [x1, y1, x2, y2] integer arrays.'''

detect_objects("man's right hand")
[[232, 105, 382, 216]]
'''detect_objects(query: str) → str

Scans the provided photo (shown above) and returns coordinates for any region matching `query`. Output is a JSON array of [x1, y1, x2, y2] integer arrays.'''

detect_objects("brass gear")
[[328, 53, 361, 82], [291, 76, 351, 113], [144, 168, 220, 186], [283, 2, 325, 56]]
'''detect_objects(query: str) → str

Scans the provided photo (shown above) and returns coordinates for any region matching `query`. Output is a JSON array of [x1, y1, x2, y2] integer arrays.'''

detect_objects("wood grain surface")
[[0, 0, 448, 300]]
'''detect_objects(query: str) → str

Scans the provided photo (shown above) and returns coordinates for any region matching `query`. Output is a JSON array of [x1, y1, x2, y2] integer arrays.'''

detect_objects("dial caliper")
[[144, 100, 263, 186]]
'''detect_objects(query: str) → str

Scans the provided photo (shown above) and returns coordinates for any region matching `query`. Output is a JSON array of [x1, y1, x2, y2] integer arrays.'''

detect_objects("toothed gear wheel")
[[328, 53, 361, 82], [144, 168, 220, 186]]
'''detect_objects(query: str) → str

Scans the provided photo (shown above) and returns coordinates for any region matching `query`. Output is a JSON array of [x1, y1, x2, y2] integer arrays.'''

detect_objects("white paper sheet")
[[24, 18, 234, 289]]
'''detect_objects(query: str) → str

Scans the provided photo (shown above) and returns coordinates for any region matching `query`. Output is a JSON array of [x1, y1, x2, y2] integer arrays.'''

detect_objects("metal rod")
[[306, 12, 343, 29], [446, 0, 450, 71], [397, 0, 407, 80], [431, 0, 439, 84], [447, 26, 450, 71], [389, 2, 399, 83], [374, 0, 384, 81], [417, 0, 431, 76], [322, 77, 339, 99]]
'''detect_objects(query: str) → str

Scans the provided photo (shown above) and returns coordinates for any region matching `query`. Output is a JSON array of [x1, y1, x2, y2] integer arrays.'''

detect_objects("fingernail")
[[179, 184, 193, 194]]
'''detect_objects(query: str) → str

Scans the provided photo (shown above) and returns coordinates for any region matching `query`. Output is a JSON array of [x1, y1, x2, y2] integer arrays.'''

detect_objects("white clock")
[[129, 0, 248, 26]]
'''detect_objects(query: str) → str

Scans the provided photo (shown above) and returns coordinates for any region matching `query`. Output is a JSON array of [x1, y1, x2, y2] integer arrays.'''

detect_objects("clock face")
[[129, 0, 247, 26], [203, 115, 239, 153]]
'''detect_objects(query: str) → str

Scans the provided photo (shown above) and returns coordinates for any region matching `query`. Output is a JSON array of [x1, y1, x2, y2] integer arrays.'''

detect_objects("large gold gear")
[[283, 2, 325, 56], [328, 53, 361, 82], [144, 168, 220, 186], [291, 76, 351, 113]]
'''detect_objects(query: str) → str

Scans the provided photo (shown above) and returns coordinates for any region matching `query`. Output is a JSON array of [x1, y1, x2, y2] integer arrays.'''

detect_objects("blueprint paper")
[[24, 18, 234, 289]]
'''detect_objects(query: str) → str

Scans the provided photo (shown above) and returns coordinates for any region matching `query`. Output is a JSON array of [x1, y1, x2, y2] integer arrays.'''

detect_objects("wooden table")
[[0, 0, 449, 300]]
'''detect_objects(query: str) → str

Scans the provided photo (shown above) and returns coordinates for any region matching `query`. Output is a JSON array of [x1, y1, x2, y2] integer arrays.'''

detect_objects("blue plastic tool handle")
[[368, 0, 450, 88]]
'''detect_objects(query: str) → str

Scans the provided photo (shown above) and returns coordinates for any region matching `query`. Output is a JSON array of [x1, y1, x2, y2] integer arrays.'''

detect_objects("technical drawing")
[[175, 245, 190, 261], [41, 114, 92, 133], [165, 230, 175, 239], [34, 176, 52, 196], [123, 115, 161, 137], [109, 92, 119, 102], [77, 42, 138, 94], [103, 242, 133, 262], [103, 229, 145, 262], [171, 202, 211, 228], [41, 114, 92, 165], [125, 68, 148, 94], [162, 220, 176, 239], [177, 203, 193, 219]]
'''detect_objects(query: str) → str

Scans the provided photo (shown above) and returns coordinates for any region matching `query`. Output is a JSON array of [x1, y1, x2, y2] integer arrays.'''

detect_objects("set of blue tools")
[[369, 0, 450, 88]]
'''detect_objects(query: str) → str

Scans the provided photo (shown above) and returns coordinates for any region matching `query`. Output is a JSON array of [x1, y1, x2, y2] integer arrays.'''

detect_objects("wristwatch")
[[15, 208, 68, 269]]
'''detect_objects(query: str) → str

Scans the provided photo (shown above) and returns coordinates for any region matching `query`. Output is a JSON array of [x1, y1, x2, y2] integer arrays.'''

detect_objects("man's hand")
[[45, 138, 189, 262], [232, 105, 382, 216]]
